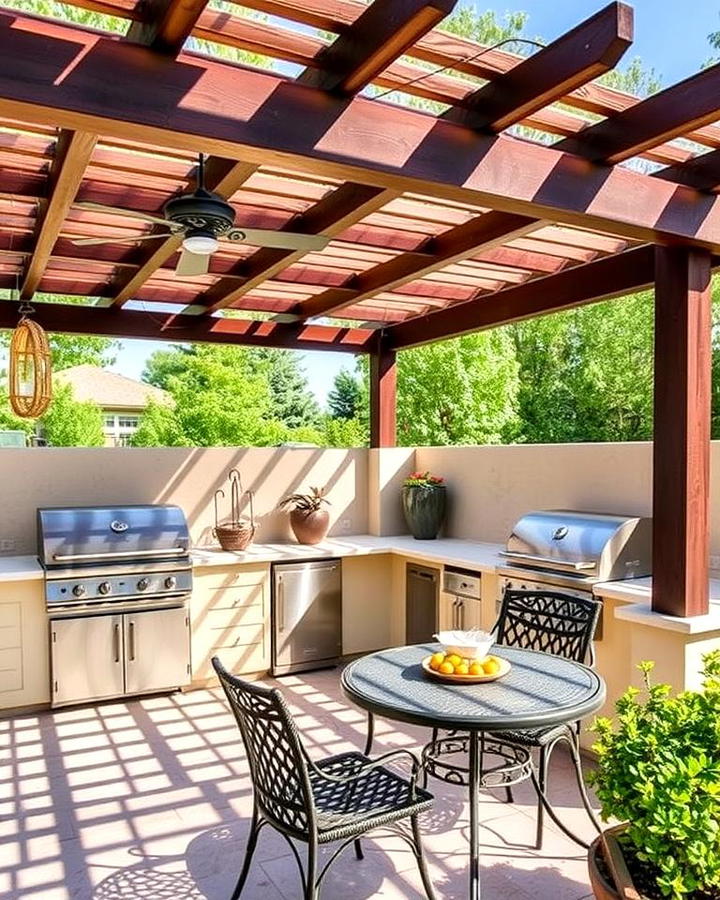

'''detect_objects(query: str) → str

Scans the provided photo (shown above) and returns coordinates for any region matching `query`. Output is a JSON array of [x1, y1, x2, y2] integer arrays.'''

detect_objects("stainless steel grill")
[[38, 505, 193, 707], [38, 504, 192, 613], [497, 510, 653, 638]]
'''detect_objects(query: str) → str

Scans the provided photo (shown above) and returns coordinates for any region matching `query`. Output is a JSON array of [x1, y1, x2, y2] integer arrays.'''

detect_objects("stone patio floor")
[[1, 665, 603, 899]]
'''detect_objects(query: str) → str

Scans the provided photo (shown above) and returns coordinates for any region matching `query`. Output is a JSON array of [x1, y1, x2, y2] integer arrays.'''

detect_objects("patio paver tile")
[[3, 668, 601, 899]]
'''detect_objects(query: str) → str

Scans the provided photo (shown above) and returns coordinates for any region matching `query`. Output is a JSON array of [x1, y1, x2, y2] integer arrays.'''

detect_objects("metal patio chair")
[[422, 588, 601, 849], [212, 657, 437, 900]]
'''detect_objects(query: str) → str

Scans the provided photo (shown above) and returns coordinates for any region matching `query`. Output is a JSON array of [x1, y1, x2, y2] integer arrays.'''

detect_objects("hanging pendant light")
[[8, 294, 52, 419]]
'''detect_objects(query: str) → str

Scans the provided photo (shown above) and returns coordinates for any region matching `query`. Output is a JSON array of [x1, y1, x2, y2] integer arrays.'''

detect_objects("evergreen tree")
[[249, 349, 320, 429], [327, 369, 362, 420]]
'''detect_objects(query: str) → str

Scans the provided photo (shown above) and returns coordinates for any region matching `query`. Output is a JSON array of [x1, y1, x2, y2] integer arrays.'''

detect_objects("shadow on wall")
[[0, 447, 368, 554]]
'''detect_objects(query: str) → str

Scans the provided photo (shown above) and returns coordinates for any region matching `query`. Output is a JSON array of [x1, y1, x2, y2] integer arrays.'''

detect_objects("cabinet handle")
[[459, 600, 465, 630], [452, 599, 459, 629], [128, 621, 135, 661], [113, 623, 120, 663], [278, 579, 285, 633]]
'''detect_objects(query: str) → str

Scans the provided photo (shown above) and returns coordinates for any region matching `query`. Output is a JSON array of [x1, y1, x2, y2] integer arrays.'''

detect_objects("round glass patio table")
[[341, 643, 606, 900]]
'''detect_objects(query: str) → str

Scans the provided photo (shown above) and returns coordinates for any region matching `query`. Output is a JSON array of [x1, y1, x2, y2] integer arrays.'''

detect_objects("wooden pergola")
[[0, 0, 716, 618]]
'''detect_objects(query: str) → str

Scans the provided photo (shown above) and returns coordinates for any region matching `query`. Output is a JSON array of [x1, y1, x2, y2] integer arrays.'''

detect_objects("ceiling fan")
[[70, 153, 330, 277]]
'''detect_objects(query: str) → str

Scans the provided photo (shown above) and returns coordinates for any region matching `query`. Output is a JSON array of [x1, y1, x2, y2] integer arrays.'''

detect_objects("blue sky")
[[109, 0, 720, 407]]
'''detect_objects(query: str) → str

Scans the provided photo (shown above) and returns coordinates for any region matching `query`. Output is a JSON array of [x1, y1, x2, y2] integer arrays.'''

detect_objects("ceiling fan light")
[[182, 232, 219, 255]]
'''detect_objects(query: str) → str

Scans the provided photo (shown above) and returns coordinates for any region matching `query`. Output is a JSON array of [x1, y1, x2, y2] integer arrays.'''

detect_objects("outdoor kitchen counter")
[[191, 535, 505, 573], [595, 576, 720, 635], [0, 555, 42, 582]]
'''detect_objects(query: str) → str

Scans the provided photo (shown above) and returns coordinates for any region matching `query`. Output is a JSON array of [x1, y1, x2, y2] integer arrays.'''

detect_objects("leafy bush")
[[591, 653, 720, 898]]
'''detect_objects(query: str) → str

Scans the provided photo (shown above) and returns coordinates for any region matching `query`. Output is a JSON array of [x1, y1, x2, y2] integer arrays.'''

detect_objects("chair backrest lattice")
[[495, 589, 601, 664], [212, 657, 314, 837]]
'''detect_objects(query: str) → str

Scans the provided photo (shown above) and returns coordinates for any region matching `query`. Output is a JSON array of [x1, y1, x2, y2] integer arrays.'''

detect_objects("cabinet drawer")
[[210, 623, 264, 650], [196, 568, 268, 590], [206, 603, 264, 629], [199, 642, 266, 679], [0, 602, 21, 651], [204, 584, 266, 611], [0, 647, 23, 692]]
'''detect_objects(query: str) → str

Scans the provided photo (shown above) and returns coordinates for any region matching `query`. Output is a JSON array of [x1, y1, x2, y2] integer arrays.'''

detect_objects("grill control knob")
[[72, 584, 86, 598], [164, 576, 177, 590], [137, 578, 150, 592], [98, 581, 112, 596]]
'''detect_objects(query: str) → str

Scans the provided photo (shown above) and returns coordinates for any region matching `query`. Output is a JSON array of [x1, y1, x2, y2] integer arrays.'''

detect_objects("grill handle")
[[498, 551, 596, 571], [52, 547, 187, 562]]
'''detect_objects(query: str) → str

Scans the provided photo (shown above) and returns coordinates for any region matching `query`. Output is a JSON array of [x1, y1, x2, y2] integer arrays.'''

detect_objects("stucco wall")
[[414, 442, 720, 556], [0, 447, 368, 554]]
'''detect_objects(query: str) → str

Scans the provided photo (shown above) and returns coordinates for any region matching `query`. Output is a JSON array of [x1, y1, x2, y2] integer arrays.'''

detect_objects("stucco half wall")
[[0, 447, 367, 553]]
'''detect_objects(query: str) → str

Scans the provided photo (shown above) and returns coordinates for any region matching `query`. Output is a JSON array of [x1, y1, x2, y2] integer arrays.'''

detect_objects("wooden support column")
[[370, 341, 397, 448], [652, 246, 712, 617]]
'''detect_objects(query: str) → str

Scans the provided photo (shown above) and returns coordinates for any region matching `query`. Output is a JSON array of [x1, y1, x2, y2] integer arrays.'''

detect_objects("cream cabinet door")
[[191, 565, 270, 683], [457, 597, 483, 631], [438, 593, 458, 631]]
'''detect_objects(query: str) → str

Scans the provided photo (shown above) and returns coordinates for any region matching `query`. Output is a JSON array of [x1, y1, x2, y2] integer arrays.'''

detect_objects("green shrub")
[[591, 653, 720, 898]]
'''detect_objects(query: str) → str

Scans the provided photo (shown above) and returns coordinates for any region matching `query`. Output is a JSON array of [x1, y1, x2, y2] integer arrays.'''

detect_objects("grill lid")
[[501, 510, 652, 582], [38, 504, 190, 568]]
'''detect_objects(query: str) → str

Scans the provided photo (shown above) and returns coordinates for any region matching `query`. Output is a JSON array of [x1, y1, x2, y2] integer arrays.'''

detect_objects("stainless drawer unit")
[[442, 567, 482, 631]]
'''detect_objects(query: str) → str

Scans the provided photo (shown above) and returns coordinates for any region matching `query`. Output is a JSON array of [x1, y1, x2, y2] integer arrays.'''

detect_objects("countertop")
[[0, 555, 43, 581], [191, 535, 505, 573], [594, 575, 720, 634]]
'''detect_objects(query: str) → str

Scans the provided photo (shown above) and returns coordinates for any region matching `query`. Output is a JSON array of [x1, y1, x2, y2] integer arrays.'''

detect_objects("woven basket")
[[214, 521, 256, 552]]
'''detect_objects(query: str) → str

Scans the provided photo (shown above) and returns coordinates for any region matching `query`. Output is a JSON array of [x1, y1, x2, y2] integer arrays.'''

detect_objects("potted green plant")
[[402, 471, 446, 540], [280, 486, 331, 545], [588, 651, 720, 899]]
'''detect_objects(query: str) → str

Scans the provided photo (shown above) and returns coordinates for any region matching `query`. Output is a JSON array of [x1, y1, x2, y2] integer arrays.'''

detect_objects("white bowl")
[[434, 629, 495, 660]]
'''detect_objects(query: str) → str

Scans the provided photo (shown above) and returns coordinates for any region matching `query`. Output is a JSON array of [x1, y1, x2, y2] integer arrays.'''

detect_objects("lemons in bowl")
[[429, 651, 501, 677]]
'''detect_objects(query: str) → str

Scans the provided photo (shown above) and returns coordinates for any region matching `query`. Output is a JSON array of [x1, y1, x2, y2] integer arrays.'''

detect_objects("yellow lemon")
[[439, 661, 455, 675], [429, 652, 445, 671], [454, 663, 469, 676], [446, 654, 462, 667], [468, 661, 484, 677], [482, 657, 501, 675]]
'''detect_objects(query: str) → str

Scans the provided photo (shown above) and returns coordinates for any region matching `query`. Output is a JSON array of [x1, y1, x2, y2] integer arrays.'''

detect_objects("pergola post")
[[652, 246, 712, 617], [370, 341, 397, 448]]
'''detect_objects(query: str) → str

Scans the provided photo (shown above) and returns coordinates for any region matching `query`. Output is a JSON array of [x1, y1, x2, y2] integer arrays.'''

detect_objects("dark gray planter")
[[402, 484, 447, 540]]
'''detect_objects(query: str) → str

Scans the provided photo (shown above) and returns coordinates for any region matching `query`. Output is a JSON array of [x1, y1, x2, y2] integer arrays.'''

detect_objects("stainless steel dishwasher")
[[406, 563, 439, 644], [271, 559, 342, 676]]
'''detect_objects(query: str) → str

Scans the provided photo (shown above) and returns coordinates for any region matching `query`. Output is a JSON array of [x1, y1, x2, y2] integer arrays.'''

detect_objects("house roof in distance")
[[54, 365, 171, 412]]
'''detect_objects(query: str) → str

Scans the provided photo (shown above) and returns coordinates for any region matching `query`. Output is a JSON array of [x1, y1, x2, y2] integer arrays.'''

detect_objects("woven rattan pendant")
[[9, 302, 52, 418]]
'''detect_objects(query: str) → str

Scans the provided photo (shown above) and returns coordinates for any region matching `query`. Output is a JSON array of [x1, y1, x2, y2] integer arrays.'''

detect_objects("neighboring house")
[[54, 365, 171, 446]]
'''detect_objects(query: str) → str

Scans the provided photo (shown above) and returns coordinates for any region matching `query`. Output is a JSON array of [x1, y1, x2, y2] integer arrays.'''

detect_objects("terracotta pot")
[[289, 507, 330, 545], [588, 834, 621, 900]]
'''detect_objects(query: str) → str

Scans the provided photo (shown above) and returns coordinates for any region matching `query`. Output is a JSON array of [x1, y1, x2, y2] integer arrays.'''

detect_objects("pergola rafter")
[[0, 0, 718, 618]]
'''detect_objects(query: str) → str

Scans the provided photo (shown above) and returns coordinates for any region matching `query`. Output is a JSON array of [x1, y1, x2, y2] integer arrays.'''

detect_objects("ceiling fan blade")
[[74, 201, 175, 228], [70, 233, 171, 247], [226, 228, 330, 251], [175, 250, 210, 277]]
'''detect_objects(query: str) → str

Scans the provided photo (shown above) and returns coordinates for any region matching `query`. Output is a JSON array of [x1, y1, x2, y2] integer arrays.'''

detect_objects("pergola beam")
[[560, 61, 720, 164], [3, 15, 720, 249], [298, 0, 457, 95], [126, 0, 211, 54], [201, 183, 398, 314], [295, 212, 542, 319], [20, 129, 96, 299], [652, 247, 712, 618], [655, 149, 720, 192], [444, 2, 633, 133], [387, 245, 656, 348], [0, 300, 375, 352]]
